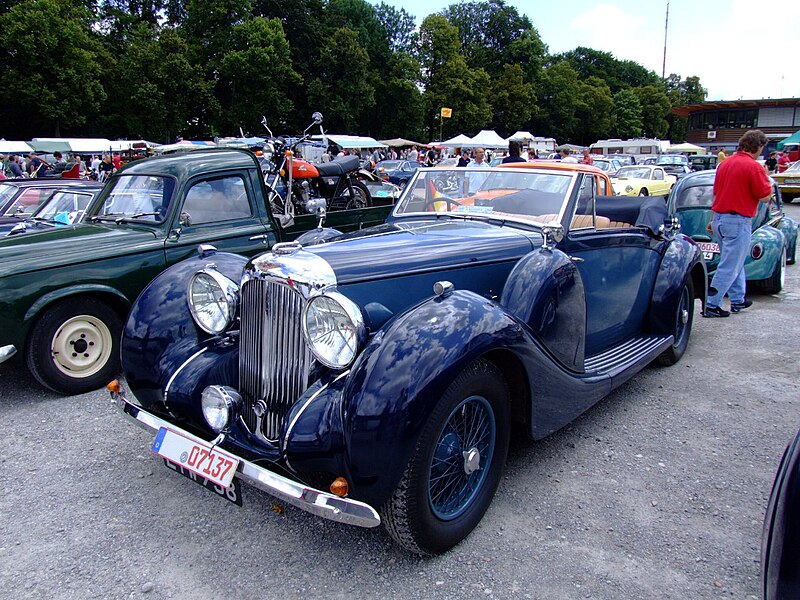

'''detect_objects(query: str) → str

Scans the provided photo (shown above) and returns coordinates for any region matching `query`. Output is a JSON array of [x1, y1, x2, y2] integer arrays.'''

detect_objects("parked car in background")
[[667, 170, 797, 294], [771, 160, 800, 201], [0, 149, 394, 395], [656, 155, 691, 179], [607, 153, 637, 166], [688, 154, 718, 172], [0, 179, 95, 220], [1, 184, 104, 236], [111, 162, 705, 555], [761, 426, 800, 600], [592, 157, 623, 176], [375, 160, 423, 190], [611, 165, 675, 196]]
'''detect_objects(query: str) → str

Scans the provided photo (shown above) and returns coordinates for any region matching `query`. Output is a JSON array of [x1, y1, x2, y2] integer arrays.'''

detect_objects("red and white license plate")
[[697, 241, 719, 261], [152, 427, 239, 489]]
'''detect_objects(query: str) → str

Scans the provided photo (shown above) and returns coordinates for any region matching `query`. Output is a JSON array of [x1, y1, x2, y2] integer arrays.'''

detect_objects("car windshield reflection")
[[393, 168, 574, 225], [91, 175, 175, 224]]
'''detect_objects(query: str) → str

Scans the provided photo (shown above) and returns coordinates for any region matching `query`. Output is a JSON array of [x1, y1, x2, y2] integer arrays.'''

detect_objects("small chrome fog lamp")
[[201, 385, 242, 432]]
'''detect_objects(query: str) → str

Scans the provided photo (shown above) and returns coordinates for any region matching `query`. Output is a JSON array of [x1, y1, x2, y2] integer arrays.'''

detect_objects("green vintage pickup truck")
[[0, 149, 393, 395]]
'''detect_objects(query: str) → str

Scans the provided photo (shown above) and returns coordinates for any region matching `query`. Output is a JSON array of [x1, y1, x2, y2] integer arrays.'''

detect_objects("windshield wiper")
[[88, 214, 124, 223]]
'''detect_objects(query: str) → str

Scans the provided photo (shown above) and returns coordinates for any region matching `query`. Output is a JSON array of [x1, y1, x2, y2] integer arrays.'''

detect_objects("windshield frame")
[[389, 166, 579, 228]]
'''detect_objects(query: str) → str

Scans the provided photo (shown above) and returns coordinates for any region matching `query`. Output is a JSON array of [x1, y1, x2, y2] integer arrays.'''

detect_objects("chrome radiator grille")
[[239, 278, 313, 442]]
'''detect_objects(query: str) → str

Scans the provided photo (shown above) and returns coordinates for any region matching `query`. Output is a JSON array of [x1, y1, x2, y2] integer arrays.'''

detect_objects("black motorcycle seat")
[[316, 155, 360, 176]]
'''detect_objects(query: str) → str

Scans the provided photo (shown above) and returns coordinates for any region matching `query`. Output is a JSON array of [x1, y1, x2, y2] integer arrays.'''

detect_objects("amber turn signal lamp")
[[107, 379, 121, 394], [330, 477, 349, 497], [285, 150, 293, 157]]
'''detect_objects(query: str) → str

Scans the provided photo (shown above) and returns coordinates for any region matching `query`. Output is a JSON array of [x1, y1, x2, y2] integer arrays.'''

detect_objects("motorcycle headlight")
[[188, 269, 239, 334], [303, 292, 366, 369], [625, 185, 634, 193], [201, 385, 241, 432]]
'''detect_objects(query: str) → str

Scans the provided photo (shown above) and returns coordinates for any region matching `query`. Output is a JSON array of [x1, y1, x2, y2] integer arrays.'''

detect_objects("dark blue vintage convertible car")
[[113, 164, 706, 554]]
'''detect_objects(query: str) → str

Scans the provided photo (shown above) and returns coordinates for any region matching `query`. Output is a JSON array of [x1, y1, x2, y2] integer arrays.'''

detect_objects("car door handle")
[[569, 256, 584, 263], [249, 234, 270, 242]]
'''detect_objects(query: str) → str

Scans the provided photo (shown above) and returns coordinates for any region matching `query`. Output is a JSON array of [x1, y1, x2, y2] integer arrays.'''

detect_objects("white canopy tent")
[[110, 139, 158, 152], [665, 142, 705, 154], [468, 130, 508, 149], [32, 138, 113, 153], [312, 134, 386, 149], [0, 140, 33, 154], [439, 134, 473, 148], [506, 131, 535, 142]]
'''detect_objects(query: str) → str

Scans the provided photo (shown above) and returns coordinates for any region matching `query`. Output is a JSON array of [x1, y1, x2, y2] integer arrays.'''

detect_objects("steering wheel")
[[424, 195, 462, 212]]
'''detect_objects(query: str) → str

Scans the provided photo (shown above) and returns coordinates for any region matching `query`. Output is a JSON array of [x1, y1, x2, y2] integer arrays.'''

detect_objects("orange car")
[[498, 160, 614, 195]]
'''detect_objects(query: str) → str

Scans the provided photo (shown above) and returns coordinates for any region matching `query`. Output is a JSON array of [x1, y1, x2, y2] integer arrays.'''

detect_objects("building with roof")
[[671, 98, 800, 152]]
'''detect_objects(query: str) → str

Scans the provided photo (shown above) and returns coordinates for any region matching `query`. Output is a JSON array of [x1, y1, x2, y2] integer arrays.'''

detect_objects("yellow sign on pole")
[[440, 107, 452, 118]]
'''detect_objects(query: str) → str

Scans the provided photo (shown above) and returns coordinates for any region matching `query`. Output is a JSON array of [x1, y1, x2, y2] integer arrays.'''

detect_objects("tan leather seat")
[[606, 220, 633, 228], [571, 214, 610, 229]]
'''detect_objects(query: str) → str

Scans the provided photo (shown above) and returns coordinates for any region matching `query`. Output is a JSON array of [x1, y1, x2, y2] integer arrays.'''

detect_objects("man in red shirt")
[[705, 130, 773, 317], [777, 151, 792, 173]]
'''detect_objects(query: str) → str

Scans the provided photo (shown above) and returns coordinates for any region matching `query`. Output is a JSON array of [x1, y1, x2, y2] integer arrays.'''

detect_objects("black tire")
[[639, 188, 649, 196], [755, 248, 786, 294], [26, 297, 123, 395], [381, 359, 510, 555], [398, 179, 408, 191], [657, 277, 694, 366], [344, 180, 372, 209]]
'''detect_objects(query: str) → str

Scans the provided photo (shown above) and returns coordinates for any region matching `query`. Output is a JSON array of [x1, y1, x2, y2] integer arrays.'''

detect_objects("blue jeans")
[[708, 212, 751, 306]]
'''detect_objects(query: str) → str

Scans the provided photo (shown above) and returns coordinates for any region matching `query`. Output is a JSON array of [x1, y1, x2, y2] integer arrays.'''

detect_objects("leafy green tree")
[[307, 28, 375, 133], [102, 25, 210, 142], [612, 89, 643, 139], [372, 53, 424, 140], [634, 84, 671, 139], [489, 64, 535, 135], [557, 47, 660, 93], [533, 61, 581, 143], [505, 29, 548, 88], [418, 15, 491, 138], [217, 17, 303, 135], [0, 0, 107, 137], [374, 2, 416, 54], [441, 0, 537, 81], [575, 76, 614, 145]]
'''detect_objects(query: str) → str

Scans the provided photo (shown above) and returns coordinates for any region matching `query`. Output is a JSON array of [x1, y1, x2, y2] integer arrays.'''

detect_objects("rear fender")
[[746, 226, 785, 281], [648, 233, 706, 335], [501, 247, 586, 371]]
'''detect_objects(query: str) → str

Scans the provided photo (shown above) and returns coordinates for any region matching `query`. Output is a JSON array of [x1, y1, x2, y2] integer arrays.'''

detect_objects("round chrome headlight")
[[625, 185, 634, 193], [188, 269, 239, 334], [201, 385, 241, 432], [303, 292, 366, 369]]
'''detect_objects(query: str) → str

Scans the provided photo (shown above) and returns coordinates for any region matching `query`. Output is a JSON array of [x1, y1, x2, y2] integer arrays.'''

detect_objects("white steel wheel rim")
[[50, 315, 113, 378]]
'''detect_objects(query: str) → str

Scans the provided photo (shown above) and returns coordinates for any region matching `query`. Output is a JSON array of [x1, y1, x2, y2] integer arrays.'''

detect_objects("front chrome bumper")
[[0, 345, 17, 364], [112, 391, 381, 529]]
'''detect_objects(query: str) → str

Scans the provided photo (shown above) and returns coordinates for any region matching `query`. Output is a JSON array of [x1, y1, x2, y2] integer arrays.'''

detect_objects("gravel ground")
[[1, 202, 798, 600]]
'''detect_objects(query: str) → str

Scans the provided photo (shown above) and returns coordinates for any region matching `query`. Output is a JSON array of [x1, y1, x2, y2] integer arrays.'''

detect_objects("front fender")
[[338, 290, 525, 507], [746, 226, 785, 281], [648, 233, 706, 335], [120, 250, 249, 412]]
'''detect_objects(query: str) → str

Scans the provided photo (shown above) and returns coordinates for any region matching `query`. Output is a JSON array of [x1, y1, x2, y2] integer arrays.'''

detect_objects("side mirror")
[[312, 112, 323, 125], [540, 222, 564, 250]]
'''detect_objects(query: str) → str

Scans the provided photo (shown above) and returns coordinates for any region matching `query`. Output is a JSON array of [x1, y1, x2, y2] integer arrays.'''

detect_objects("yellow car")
[[611, 165, 676, 196], [772, 160, 800, 201]]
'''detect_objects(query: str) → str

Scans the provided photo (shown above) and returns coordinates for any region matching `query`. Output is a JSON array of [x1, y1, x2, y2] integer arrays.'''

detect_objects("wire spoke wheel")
[[429, 395, 495, 520]]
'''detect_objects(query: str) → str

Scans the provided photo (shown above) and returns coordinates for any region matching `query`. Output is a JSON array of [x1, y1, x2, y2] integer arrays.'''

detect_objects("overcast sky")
[[377, 0, 800, 102]]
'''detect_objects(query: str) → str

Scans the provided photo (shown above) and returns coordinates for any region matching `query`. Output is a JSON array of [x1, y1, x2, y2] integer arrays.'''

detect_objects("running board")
[[584, 335, 673, 382]]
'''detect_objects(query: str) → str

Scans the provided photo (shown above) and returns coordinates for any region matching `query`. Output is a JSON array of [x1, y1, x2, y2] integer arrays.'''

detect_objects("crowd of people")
[[0, 149, 148, 182]]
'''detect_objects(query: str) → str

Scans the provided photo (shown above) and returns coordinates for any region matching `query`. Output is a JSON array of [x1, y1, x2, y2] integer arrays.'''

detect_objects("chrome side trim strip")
[[114, 393, 381, 529], [165, 347, 208, 397], [0, 345, 17, 364]]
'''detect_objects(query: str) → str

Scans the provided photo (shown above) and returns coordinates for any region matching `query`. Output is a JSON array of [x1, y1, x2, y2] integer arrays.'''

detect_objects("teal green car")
[[667, 170, 798, 294], [0, 149, 393, 395]]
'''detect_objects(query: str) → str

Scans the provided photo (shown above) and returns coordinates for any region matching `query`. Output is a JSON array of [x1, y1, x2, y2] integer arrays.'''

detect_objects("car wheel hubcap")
[[429, 395, 495, 521], [51, 315, 113, 378]]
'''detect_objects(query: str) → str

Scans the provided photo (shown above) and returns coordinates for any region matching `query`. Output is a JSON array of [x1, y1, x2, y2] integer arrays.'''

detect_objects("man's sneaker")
[[730, 299, 753, 313], [704, 304, 730, 318]]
